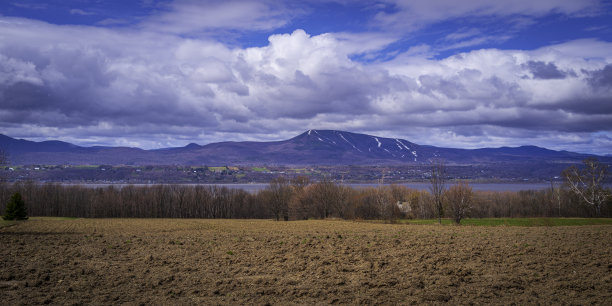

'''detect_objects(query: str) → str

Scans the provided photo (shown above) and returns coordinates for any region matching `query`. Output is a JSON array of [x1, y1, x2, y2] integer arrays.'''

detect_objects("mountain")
[[0, 130, 605, 166], [0, 134, 82, 153]]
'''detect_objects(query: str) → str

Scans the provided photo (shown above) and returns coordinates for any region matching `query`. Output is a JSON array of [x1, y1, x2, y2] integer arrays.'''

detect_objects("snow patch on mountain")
[[397, 139, 411, 151], [339, 133, 361, 152]]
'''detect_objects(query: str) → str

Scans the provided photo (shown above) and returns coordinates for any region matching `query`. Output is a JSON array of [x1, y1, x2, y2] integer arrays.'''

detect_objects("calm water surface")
[[73, 182, 555, 193]]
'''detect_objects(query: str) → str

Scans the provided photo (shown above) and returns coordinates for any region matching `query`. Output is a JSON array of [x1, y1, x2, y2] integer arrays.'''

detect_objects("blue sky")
[[1, 0, 611, 155]]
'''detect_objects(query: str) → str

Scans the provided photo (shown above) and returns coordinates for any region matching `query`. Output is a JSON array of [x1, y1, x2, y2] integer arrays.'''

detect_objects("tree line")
[[1, 148, 610, 221], [0, 177, 609, 221]]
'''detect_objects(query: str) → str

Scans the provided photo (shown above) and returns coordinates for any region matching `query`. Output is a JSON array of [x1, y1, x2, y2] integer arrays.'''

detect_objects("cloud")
[[11, 2, 47, 10], [139, 0, 299, 35], [586, 64, 612, 90], [524, 61, 572, 79], [96, 18, 131, 26], [0, 14, 610, 154], [369, 0, 604, 56], [444, 28, 482, 41], [373, 0, 601, 30], [0, 17, 223, 128], [69, 9, 94, 16]]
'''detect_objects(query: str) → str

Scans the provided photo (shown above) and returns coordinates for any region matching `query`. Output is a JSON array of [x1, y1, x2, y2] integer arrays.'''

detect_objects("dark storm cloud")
[[1, 82, 56, 111], [0, 61, 215, 128], [531, 97, 612, 116], [586, 64, 612, 90], [487, 109, 612, 132], [0, 18, 226, 133], [524, 61, 571, 79]]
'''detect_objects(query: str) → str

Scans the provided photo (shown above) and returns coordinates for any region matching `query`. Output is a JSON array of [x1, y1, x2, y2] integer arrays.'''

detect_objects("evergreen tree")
[[3, 192, 28, 220]]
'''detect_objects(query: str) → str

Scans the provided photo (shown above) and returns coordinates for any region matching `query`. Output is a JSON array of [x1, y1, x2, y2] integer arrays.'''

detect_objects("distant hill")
[[0, 130, 606, 166]]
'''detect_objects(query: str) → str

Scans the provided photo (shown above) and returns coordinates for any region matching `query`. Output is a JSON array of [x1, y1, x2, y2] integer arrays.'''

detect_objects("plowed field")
[[1, 218, 611, 304]]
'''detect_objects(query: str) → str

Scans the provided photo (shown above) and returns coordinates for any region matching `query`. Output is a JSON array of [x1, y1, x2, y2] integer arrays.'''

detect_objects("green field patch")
[[29, 217, 79, 221], [251, 167, 269, 172], [0, 219, 18, 228], [398, 218, 612, 226], [208, 166, 228, 172], [290, 168, 312, 174]]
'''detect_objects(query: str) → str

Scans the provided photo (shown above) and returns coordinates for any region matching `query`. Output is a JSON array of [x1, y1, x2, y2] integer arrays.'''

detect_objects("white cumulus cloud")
[[0, 8, 611, 154]]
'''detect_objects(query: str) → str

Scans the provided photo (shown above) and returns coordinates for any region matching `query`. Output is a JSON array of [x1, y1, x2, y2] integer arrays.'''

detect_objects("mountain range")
[[0, 130, 606, 166]]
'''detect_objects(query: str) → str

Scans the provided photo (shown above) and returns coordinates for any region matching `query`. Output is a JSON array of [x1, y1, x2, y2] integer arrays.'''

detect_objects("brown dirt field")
[[1, 218, 611, 305]]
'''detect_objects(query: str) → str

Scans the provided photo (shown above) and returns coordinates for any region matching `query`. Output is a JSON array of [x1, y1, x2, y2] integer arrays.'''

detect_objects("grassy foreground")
[[398, 217, 612, 226], [0, 219, 17, 228], [1, 217, 77, 228]]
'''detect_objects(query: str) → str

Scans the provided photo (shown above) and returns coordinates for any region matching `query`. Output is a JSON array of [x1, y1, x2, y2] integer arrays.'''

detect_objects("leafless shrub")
[[429, 159, 446, 224], [267, 177, 292, 221], [289, 176, 311, 220], [445, 181, 473, 224]]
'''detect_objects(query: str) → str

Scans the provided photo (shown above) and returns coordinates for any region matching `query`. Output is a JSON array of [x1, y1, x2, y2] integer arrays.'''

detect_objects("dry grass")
[[1, 218, 611, 304]]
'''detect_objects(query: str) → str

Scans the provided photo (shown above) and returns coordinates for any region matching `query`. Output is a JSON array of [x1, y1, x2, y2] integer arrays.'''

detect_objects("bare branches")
[[0, 149, 6, 167], [445, 181, 473, 224], [309, 177, 348, 219], [429, 159, 446, 224], [549, 179, 562, 217], [289, 176, 311, 220], [267, 177, 293, 221], [0, 149, 6, 182], [563, 158, 609, 216]]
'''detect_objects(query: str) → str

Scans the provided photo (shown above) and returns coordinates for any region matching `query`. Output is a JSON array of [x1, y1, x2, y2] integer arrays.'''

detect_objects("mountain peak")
[[290, 130, 421, 162], [185, 143, 202, 149], [0, 131, 605, 166]]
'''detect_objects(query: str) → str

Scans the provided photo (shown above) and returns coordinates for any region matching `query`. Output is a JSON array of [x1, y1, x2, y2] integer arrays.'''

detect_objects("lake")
[[72, 182, 556, 193]]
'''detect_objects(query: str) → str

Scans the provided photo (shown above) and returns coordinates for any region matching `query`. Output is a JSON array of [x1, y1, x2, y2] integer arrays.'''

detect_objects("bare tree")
[[267, 177, 292, 221], [310, 177, 335, 218], [563, 158, 609, 216], [429, 159, 446, 224], [376, 187, 399, 222], [445, 181, 473, 224], [306, 177, 349, 219], [549, 179, 562, 217], [171, 185, 188, 218], [0, 149, 6, 165], [0, 149, 7, 181], [289, 176, 311, 220]]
